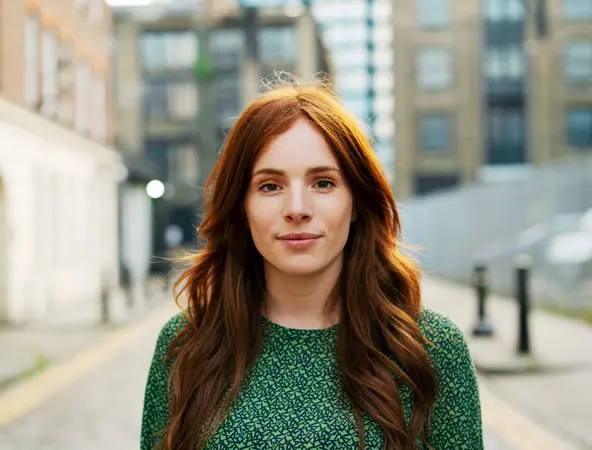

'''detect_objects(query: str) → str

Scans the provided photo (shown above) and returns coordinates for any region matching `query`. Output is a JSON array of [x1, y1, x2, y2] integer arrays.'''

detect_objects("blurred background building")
[[394, 0, 592, 307], [393, 0, 592, 199], [0, 0, 125, 325], [0, 0, 590, 323]]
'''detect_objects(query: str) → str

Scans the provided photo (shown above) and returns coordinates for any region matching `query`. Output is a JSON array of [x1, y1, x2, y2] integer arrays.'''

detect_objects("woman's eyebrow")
[[252, 165, 340, 177]]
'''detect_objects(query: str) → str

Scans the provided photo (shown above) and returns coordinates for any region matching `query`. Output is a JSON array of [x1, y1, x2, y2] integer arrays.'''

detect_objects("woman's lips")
[[277, 233, 322, 250]]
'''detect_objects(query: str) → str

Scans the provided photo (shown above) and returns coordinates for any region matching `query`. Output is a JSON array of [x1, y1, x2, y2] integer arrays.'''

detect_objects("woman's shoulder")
[[418, 309, 474, 383], [416, 308, 473, 370], [153, 310, 189, 354], [417, 308, 465, 345]]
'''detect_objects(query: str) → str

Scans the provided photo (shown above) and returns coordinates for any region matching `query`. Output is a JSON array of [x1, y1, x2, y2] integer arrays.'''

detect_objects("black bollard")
[[472, 264, 494, 337], [516, 255, 532, 355]]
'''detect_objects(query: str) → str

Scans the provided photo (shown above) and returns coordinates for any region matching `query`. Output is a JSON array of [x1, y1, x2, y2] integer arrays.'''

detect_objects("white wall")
[[121, 185, 153, 284], [0, 98, 124, 325]]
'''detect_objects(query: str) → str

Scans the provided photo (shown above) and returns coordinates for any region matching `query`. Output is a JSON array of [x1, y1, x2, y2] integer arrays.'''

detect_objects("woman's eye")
[[315, 180, 335, 190], [259, 183, 281, 193]]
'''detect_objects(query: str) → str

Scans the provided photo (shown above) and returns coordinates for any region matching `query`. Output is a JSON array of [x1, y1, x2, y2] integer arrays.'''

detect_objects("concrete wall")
[[120, 185, 153, 284]]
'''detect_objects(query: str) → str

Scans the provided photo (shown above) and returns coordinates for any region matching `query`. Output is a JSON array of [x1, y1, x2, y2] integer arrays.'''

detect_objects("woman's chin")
[[272, 256, 327, 277]]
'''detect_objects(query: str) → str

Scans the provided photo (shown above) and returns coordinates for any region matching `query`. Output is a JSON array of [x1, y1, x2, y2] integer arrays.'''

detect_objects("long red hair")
[[164, 78, 439, 449]]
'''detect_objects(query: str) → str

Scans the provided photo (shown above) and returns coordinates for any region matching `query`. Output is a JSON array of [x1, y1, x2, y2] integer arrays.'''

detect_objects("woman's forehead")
[[253, 120, 338, 172]]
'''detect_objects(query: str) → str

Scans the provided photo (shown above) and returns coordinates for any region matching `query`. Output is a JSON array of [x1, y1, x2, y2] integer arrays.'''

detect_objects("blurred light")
[[146, 180, 165, 199]]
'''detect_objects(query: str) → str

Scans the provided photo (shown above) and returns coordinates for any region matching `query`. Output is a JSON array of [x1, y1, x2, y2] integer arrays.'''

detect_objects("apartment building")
[[0, 0, 125, 325], [392, 0, 592, 199]]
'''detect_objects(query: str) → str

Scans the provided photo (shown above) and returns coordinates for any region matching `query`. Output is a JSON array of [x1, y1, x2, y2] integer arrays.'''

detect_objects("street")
[[0, 309, 518, 450]]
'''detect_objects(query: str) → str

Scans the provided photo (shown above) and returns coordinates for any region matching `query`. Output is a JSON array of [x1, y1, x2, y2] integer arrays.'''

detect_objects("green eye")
[[260, 183, 280, 192], [315, 180, 335, 189]]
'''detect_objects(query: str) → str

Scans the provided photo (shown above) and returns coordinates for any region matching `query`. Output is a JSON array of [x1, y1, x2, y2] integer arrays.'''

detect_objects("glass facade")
[[566, 108, 592, 149], [483, 0, 526, 166], [420, 114, 452, 153], [486, 107, 526, 164], [140, 30, 198, 71], [143, 79, 198, 121], [564, 40, 592, 86], [564, 0, 592, 20], [484, 0, 524, 22], [418, 0, 451, 28]]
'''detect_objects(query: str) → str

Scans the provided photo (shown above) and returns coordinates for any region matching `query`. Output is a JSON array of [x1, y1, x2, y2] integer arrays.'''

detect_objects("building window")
[[416, 48, 453, 91], [420, 113, 451, 152], [323, 22, 366, 46], [564, 0, 592, 20], [168, 144, 199, 186], [145, 141, 169, 180], [144, 80, 167, 120], [213, 72, 241, 134], [91, 75, 107, 143], [414, 173, 459, 196], [259, 26, 298, 64], [337, 70, 370, 91], [210, 29, 243, 71], [487, 107, 526, 164], [331, 47, 369, 67], [169, 82, 198, 120], [566, 108, 592, 149], [485, 45, 525, 80], [140, 31, 198, 72], [144, 80, 198, 121], [375, 117, 394, 139], [89, 0, 104, 23], [341, 90, 368, 104], [75, 62, 92, 135], [418, 0, 451, 28], [41, 30, 58, 117], [25, 14, 40, 106], [485, 0, 524, 22], [57, 42, 75, 125], [564, 41, 592, 85]]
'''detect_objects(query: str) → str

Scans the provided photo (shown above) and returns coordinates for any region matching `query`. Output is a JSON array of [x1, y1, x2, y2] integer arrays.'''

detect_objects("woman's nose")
[[283, 185, 313, 222]]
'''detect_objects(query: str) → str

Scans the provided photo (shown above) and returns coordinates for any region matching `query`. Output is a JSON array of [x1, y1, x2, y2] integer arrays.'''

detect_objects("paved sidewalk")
[[422, 274, 592, 449], [0, 303, 518, 450], [0, 280, 171, 392]]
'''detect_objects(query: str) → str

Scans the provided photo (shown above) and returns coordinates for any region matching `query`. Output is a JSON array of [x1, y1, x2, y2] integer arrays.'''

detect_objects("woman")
[[141, 79, 483, 450]]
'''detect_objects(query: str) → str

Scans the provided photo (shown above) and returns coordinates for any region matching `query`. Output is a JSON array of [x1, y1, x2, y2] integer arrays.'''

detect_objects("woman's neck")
[[262, 258, 342, 330]]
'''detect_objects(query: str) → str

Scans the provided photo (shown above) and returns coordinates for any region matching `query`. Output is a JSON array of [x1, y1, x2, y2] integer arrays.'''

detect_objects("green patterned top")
[[141, 309, 483, 449]]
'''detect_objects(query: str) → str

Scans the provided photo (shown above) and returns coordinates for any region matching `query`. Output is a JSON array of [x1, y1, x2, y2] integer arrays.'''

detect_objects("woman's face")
[[244, 119, 355, 277]]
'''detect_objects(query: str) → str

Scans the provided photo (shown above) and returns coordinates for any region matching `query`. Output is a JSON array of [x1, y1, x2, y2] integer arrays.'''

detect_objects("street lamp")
[[146, 179, 165, 199]]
